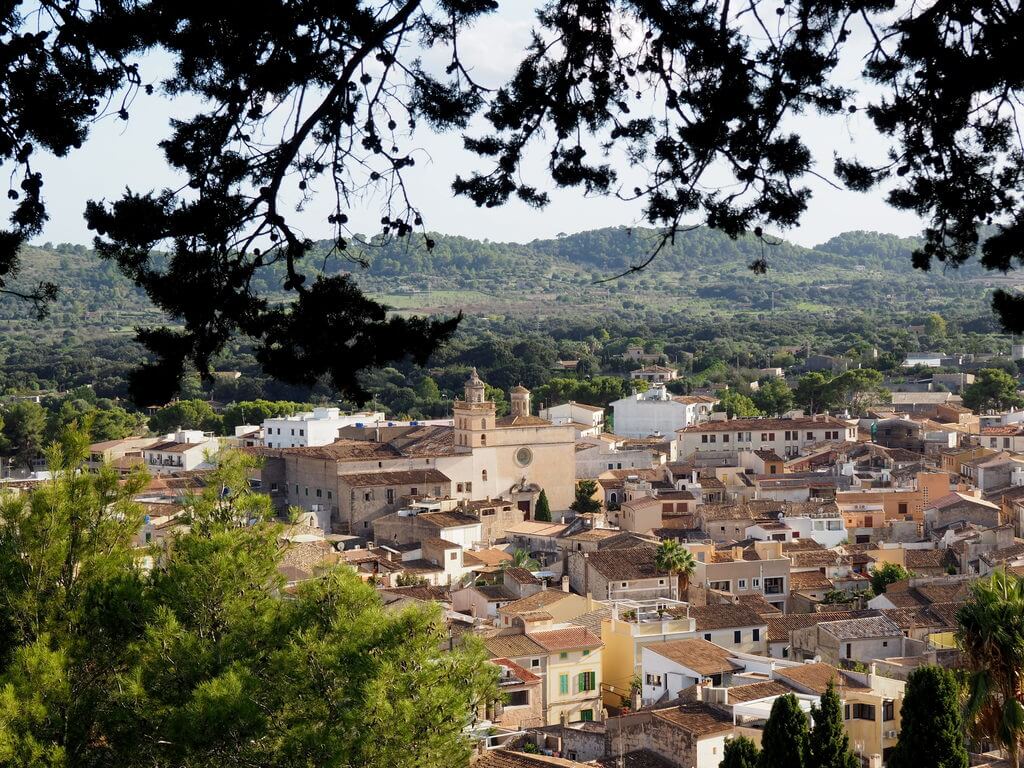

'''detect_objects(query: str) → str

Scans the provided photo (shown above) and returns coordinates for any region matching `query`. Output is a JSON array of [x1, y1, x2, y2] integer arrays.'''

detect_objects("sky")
[[21, 6, 927, 250]]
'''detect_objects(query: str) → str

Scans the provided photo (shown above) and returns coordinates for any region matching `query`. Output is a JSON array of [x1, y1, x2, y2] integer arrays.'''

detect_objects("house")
[[488, 658, 545, 730], [790, 615, 905, 664], [520, 625, 605, 725], [630, 365, 679, 383], [641, 639, 739, 703], [372, 506, 483, 548], [567, 546, 673, 601], [610, 385, 717, 439], [764, 611, 873, 659], [540, 401, 605, 431], [262, 407, 386, 448], [677, 415, 856, 460], [687, 540, 792, 612], [924, 492, 1002, 534], [87, 436, 159, 473], [978, 426, 1024, 453], [142, 430, 220, 474], [497, 589, 591, 629], [575, 435, 663, 479], [688, 603, 769, 653], [890, 391, 963, 417]]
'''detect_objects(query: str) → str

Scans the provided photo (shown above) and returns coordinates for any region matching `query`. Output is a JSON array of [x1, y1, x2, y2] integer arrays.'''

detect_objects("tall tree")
[[753, 378, 794, 417], [1, 400, 46, 470], [759, 693, 809, 768], [888, 666, 968, 768], [655, 540, 697, 601], [794, 373, 837, 415], [870, 563, 912, 596], [569, 480, 602, 515], [808, 680, 858, 768], [716, 390, 763, 419], [957, 569, 1024, 768], [963, 369, 1024, 413], [534, 489, 552, 522], [721, 735, 760, 768], [0, 426, 498, 767]]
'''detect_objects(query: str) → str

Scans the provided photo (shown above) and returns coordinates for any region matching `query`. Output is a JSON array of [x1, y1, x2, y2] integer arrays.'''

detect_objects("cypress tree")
[[809, 680, 858, 768], [759, 693, 809, 768], [721, 735, 760, 768], [888, 666, 968, 768], [534, 489, 552, 522]]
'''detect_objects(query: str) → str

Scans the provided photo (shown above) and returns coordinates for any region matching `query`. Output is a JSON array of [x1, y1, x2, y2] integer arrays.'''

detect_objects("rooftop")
[[646, 638, 738, 676]]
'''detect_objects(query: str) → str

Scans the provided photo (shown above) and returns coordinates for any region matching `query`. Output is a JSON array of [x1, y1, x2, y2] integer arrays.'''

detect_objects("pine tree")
[[721, 735, 760, 768], [534, 490, 552, 522], [888, 666, 968, 768], [759, 693, 809, 768], [808, 680, 858, 768]]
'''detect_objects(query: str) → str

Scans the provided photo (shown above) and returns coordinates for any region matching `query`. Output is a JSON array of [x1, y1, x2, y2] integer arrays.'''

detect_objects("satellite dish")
[[777, 512, 784, 521]]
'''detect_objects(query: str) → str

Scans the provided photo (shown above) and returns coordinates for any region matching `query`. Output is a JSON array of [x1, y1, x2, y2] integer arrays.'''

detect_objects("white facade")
[[784, 515, 847, 548], [263, 408, 385, 448], [142, 430, 220, 474], [575, 437, 662, 478], [540, 401, 605, 430], [611, 385, 717, 439], [678, 417, 856, 459]]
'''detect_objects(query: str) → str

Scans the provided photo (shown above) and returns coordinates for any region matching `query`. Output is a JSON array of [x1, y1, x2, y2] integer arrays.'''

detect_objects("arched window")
[[480, 418, 487, 429], [482, 469, 488, 481], [609, 492, 618, 504], [480, 434, 487, 446]]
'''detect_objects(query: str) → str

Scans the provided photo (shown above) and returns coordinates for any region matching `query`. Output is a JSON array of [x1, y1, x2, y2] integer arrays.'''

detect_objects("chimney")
[[561, 575, 570, 593]]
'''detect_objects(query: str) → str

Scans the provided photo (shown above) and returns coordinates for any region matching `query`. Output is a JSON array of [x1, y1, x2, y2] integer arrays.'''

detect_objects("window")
[[844, 704, 850, 720], [852, 703, 876, 721], [482, 469, 488, 481], [291, 429, 295, 435], [752, 578, 760, 588], [327, 491, 332, 500], [386, 489, 395, 504], [846, 643, 852, 658], [480, 434, 487, 445], [763, 577, 784, 595], [621, 582, 628, 588], [466, 482, 472, 492], [144, 531, 152, 543], [449, 552, 457, 561], [531, 658, 541, 668], [364, 492, 372, 502], [658, 579, 666, 586], [709, 434, 716, 443], [703, 633, 712, 641], [480, 418, 487, 429], [645, 673, 663, 687], [304, 487, 308, 496], [608, 463, 614, 469], [709, 580, 731, 592], [270, 482, 278, 492], [702, 435, 708, 444], [578, 672, 596, 692], [738, 579, 747, 589], [559, 674, 569, 695], [299, 429, 304, 436], [723, 434, 730, 443], [579, 709, 594, 722], [883, 700, 895, 721], [761, 433, 768, 441], [457, 483, 464, 492], [733, 630, 742, 644], [752, 628, 760, 641], [897, 502, 908, 515], [882, 641, 888, 647], [582, 649, 590, 656], [316, 489, 322, 498], [409, 487, 418, 496], [507, 690, 530, 707], [560, 652, 569, 660]]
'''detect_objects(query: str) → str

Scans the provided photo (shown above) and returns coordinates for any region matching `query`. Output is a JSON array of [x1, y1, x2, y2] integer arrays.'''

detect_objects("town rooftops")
[[506, 521, 570, 537], [414, 510, 482, 529], [146, 440, 205, 453], [529, 625, 603, 652], [926, 492, 1000, 511], [817, 614, 903, 640], [650, 702, 734, 737], [687, 603, 766, 631], [503, 566, 541, 585], [583, 545, 660, 581], [773, 663, 868, 695], [645, 638, 739, 676], [338, 468, 450, 487], [764, 611, 877, 643], [725, 680, 793, 703], [678, 415, 851, 434], [498, 589, 575, 616]]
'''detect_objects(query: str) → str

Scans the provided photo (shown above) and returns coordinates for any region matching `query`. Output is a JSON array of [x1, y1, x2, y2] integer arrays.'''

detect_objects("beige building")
[[256, 370, 576, 533], [686, 540, 792, 612]]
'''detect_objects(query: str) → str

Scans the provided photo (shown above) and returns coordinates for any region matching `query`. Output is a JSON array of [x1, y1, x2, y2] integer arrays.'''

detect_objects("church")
[[257, 369, 577, 533]]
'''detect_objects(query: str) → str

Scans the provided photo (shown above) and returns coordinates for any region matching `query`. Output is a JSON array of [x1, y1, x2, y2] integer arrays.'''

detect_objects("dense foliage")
[[888, 666, 968, 768], [759, 693, 809, 768], [0, 431, 497, 767]]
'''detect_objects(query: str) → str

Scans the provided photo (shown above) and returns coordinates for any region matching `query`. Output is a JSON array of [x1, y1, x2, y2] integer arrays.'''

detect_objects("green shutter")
[[559, 674, 568, 695]]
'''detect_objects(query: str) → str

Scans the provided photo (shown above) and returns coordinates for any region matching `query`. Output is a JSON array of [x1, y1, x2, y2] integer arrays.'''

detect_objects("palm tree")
[[957, 568, 1024, 768], [655, 539, 696, 601], [502, 547, 540, 572]]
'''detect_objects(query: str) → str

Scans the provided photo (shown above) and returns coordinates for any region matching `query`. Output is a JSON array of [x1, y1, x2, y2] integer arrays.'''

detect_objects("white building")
[[262, 408, 385, 448], [574, 435, 665, 478], [677, 415, 856, 459], [539, 401, 605, 431], [610, 385, 718, 439], [142, 430, 220, 474]]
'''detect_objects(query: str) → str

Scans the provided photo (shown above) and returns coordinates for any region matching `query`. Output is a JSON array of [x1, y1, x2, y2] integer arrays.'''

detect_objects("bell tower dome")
[[453, 368, 496, 451], [510, 384, 531, 417]]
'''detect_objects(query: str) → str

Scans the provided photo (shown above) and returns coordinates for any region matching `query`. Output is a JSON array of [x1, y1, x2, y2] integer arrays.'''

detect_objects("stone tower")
[[510, 384, 531, 417], [453, 368, 495, 450]]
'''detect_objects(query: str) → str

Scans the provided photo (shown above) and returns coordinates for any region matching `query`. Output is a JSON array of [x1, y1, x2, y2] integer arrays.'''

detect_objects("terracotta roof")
[[680, 416, 851, 433], [483, 632, 545, 659], [764, 611, 874, 643], [529, 626, 602, 652], [503, 566, 541, 585], [569, 605, 613, 636], [725, 680, 793, 702], [904, 548, 948, 569], [474, 585, 519, 601], [146, 440, 205, 453], [699, 503, 758, 522], [415, 510, 481, 528], [790, 571, 834, 591], [498, 589, 575, 616], [583, 546, 661, 581], [688, 603, 766, 631], [650, 702, 734, 737], [473, 749, 588, 767], [338, 468, 450, 487], [736, 593, 783, 614], [880, 606, 951, 631], [279, 439, 402, 461], [490, 657, 542, 686], [645, 639, 738, 676], [817, 615, 903, 640], [774, 663, 868, 695], [594, 750, 676, 768]]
